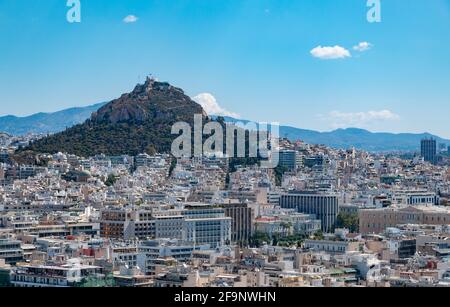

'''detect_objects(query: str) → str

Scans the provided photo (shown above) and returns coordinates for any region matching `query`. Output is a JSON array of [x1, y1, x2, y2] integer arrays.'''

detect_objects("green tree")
[[105, 174, 118, 186], [249, 232, 271, 248], [145, 144, 157, 156], [168, 157, 177, 177], [274, 165, 287, 186], [335, 212, 359, 233], [313, 230, 324, 240], [225, 172, 231, 189]]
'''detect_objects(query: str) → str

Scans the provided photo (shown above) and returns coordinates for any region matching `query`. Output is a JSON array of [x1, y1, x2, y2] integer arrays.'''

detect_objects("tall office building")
[[280, 191, 339, 233], [278, 150, 300, 171], [421, 138, 437, 165], [221, 203, 254, 244]]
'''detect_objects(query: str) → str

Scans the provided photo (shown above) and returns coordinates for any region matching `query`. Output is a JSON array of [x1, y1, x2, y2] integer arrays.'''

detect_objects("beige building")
[[359, 205, 450, 234]]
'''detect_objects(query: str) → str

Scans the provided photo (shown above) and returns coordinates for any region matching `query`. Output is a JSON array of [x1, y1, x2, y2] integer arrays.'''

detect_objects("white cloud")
[[319, 110, 400, 129], [123, 15, 138, 23], [192, 93, 240, 118], [353, 42, 373, 52], [310, 45, 351, 60]]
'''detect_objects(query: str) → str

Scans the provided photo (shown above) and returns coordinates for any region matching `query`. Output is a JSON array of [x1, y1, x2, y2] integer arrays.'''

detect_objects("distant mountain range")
[[1, 94, 448, 153], [218, 117, 449, 152], [0, 102, 106, 135]]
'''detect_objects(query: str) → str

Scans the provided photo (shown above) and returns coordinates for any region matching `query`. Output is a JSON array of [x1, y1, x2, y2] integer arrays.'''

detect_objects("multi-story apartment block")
[[391, 190, 438, 206], [10, 260, 102, 287], [304, 239, 360, 254], [154, 215, 184, 240], [0, 238, 24, 264], [110, 244, 139, 269], [100, 208, 155, 240], [182, 204, 232, 248], [137, 239, 208, 275]]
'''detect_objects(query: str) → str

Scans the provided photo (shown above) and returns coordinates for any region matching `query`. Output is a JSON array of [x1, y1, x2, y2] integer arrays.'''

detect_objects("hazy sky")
[[1, 0, 449, 138]]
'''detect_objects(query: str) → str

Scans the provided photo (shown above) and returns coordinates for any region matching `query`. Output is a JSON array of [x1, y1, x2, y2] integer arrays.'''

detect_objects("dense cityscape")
[[1, 0, 450, 297], [1, 130, 449, 288]]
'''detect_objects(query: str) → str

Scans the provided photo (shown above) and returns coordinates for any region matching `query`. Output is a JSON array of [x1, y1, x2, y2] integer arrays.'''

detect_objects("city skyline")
[[2, 1, 450, 291], [1, 0, 450, 139]]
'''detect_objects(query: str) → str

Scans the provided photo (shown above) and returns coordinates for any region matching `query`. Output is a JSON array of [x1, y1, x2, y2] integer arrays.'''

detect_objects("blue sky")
[[1, 0, 449, 138]]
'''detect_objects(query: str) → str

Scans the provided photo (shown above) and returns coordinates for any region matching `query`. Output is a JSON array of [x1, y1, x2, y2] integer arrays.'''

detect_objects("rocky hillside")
[[92, 78, 206, 124], [27, 78, 207, 157]]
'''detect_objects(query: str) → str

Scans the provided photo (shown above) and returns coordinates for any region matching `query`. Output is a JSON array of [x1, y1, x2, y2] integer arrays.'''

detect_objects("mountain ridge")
[[0, 102, 107, 135], [214, 117, 449, 152], [2, 95, 448, 153]]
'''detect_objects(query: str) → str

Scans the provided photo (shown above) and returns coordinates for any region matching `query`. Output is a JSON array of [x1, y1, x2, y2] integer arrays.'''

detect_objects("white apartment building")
[[137, 239, 209, 275], [391, 190, 438, 206], [10, 259, 102, 287], [182, 204, 232, 248]]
